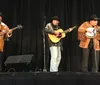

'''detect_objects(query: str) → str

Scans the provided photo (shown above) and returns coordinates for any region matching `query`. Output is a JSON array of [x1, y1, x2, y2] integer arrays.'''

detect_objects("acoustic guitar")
[[48, 26, 77, 43], [0, 24, 23, 36], [0, 24, 23, 41]]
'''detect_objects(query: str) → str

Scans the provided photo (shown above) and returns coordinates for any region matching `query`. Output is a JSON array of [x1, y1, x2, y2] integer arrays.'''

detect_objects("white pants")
[[50, 46, 61, 72]]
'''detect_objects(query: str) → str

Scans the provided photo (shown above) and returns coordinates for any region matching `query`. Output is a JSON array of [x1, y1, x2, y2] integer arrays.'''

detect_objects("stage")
[[0, 72, 100, 85]]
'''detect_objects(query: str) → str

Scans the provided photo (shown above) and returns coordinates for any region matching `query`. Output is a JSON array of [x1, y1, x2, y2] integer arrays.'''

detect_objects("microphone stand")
[[43, 16, 47, 72], [94, 29, 97, 72]]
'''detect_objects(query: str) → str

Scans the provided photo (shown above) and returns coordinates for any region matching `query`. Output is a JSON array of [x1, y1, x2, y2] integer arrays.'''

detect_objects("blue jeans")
[[49, 46, 61, 72]]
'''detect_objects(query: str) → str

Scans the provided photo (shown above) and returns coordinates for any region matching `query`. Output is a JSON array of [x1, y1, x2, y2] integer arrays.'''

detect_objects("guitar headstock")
[[16, 24, 23, 29], [71, 25, 77, 29]]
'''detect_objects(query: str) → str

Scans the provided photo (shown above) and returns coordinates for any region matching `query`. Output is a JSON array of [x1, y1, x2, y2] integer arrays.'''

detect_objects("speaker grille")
[[5, 54, 34, 65]]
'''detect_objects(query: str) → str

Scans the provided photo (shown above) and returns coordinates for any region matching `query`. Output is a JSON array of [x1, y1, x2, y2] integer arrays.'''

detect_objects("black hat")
[[0, 12, 3, 17], [51, 16, 60, 21], [89, 14, 100, 21]]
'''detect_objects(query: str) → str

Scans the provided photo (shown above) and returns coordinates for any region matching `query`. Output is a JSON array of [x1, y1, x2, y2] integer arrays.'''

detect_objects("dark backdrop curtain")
[[0, 0, 100, 72]]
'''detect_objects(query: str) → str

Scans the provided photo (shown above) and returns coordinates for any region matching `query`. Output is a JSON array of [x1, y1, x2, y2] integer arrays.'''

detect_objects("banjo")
[[85, 27, 96, 38]]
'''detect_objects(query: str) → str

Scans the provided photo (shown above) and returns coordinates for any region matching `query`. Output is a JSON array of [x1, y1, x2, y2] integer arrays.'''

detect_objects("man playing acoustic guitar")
[[45, 16, 75, 72], [0, 12, 13, 72]]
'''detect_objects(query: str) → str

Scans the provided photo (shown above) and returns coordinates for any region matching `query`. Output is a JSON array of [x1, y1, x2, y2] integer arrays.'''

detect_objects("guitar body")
[[48, 29, 66, 43], [48, 26, 77, 43]]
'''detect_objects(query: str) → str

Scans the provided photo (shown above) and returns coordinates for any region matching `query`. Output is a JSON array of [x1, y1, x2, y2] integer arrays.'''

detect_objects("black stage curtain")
[[0, 0, 100, 72]]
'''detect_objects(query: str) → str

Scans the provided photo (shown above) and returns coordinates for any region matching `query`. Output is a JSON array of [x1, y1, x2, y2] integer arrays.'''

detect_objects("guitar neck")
[[64, 29, 70, 34], [64, 26, 77, 34], [11, 27, 18, 31]]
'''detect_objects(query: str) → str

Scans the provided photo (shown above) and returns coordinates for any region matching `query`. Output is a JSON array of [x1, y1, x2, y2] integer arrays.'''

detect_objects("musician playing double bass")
[[78, 14, 100, 72]]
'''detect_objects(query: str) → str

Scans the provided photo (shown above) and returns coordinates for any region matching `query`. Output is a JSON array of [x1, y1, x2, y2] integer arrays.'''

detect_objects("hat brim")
[[89, 18, 100, 21], [51, 16, 60, 22]]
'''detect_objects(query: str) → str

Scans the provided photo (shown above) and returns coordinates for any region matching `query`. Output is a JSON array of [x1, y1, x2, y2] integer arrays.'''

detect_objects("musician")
[[45, 16, 62, 72], [0, 12, 12, 72], [78, 14, 100, 72]]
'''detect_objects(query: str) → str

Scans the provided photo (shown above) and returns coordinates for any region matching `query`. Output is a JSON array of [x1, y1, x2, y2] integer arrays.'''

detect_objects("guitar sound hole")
[[57, 33, 62, 38]]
